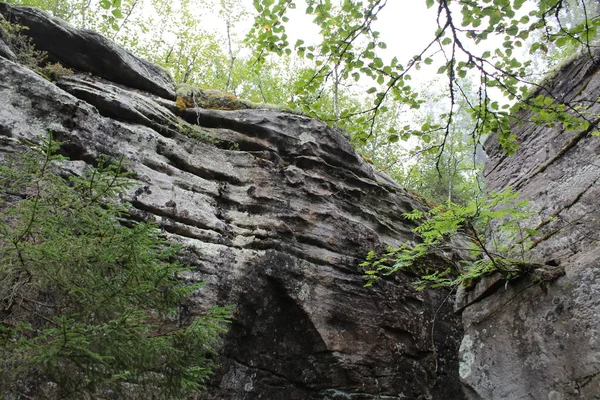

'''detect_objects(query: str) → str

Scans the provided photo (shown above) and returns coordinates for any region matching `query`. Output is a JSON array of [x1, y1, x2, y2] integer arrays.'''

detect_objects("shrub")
[[0, 135, 229, 399]]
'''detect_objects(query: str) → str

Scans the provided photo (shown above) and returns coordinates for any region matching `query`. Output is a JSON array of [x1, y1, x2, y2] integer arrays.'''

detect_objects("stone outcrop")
[[0, 3, 175, 100], [0, 4, 465, 399], [460, 51, 600, 399]]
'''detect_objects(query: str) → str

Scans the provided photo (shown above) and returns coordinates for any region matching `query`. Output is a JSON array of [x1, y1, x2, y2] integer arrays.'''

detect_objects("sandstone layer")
[[0, 4, 465, 399]]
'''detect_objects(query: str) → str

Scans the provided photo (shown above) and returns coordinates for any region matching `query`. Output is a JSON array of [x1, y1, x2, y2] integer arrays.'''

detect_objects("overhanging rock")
[[0, 4, 465, 399]]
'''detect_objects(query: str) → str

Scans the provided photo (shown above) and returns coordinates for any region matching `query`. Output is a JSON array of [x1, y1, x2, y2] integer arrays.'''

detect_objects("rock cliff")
[[4, 3, 598, 399], [460, 52, 600, 398], [0, 4, 465, 399]]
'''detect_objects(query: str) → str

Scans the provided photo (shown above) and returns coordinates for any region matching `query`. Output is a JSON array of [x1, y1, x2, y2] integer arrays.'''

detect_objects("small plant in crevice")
[[177, 119, 219, 145], [176, 119, 242, 151], [176, 84, 248, 111], [39, 61, 74, 81], [361, 188, 563, 291], [0, 134, 230, 399], [176, 96, 188, 111]]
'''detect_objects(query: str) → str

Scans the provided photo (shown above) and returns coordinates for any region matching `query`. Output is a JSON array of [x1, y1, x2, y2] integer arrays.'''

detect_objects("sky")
[[199, 0, 449, 99], [193, 0, 555, 132], [198, 0, 525, 98], [220, 0, 441, 69]]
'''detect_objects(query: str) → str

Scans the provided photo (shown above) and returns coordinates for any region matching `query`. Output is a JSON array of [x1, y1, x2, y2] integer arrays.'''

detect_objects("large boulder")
[[0, 6, 465, 398], [0, 2, 175, 99], [460, 50, 600, 399]]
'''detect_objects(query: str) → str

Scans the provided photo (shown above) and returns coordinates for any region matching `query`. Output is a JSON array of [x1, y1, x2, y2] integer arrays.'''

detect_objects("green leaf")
[[514, 0, 526, 9], [555, 37, 567, 47]]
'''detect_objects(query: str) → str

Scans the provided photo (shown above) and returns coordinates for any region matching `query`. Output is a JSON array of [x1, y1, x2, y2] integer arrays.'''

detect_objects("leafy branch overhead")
[[360, 189, 563, 290], [249, 0, 600, 158]]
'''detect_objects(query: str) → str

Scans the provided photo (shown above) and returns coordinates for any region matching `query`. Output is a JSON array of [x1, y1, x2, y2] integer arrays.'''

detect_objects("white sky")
[[199, 0, 448, 100], [202, 1, 522, 95], [195, 0, 543, 119], [221, 0, 440, 69]]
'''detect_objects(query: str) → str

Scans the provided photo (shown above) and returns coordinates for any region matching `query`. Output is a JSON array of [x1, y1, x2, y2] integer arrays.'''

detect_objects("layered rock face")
[[0, 4, 465, 399], [460, 52, 600, 398]]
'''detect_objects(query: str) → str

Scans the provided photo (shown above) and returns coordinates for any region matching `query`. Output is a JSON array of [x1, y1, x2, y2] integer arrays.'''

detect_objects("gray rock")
[[0, 52, 465, 399], [0, 11, 17, 61], [0, 36, 15, 61], [0, 3, 175, 99], [461, 49, 600, 399]]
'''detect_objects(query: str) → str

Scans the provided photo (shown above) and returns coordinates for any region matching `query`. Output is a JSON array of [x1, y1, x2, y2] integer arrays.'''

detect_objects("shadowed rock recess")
[[460, 51, 600, 399], [0, 4, 465, 399]]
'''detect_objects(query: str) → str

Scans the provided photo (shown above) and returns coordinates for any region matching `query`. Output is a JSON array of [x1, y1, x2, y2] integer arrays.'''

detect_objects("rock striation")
[[0, 4, 465, 399], [460, 51, 600, 399]]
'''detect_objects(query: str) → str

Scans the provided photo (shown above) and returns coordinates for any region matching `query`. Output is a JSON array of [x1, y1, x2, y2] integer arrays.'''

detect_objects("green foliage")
[[0, 19, 75, 82], [249, 0, 600, 156], [361, 188, 541, 290], [39, 61, 74, 81], [5, 0, 124, 30], [0, 18, 46, 67], [0, 136, 229, 399]]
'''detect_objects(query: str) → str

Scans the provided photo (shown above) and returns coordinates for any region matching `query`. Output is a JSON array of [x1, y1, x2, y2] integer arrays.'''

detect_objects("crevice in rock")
[[514, 121, 600, 190], [131, 199, 228, 236], [141, 157, 176, 176], [241, 238, 360, 271], [573, 369, 600, 390], [156, 143, 245, 185], [529, 174, 600, 251], [161, 221, 229, 246]]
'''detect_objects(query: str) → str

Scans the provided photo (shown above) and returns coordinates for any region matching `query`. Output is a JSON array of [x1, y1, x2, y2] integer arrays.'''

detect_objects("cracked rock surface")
[[0, 5, 465, 399], [460, 50, 600, 399]]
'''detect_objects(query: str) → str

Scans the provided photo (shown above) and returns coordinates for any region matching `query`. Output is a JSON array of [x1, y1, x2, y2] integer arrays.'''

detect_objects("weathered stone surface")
[[0, 10, 14, 59], [460, 49, 600, 399], [0, 32, 465, 400], [0, 36, 14, 61], [454, 273, 503, 313], [0, 2, 175, 99], [0, 12, 16, 62]]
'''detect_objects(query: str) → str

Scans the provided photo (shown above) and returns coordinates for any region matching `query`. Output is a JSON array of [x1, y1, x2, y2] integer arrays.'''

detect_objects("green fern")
[[362, 188, 540, 290]]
